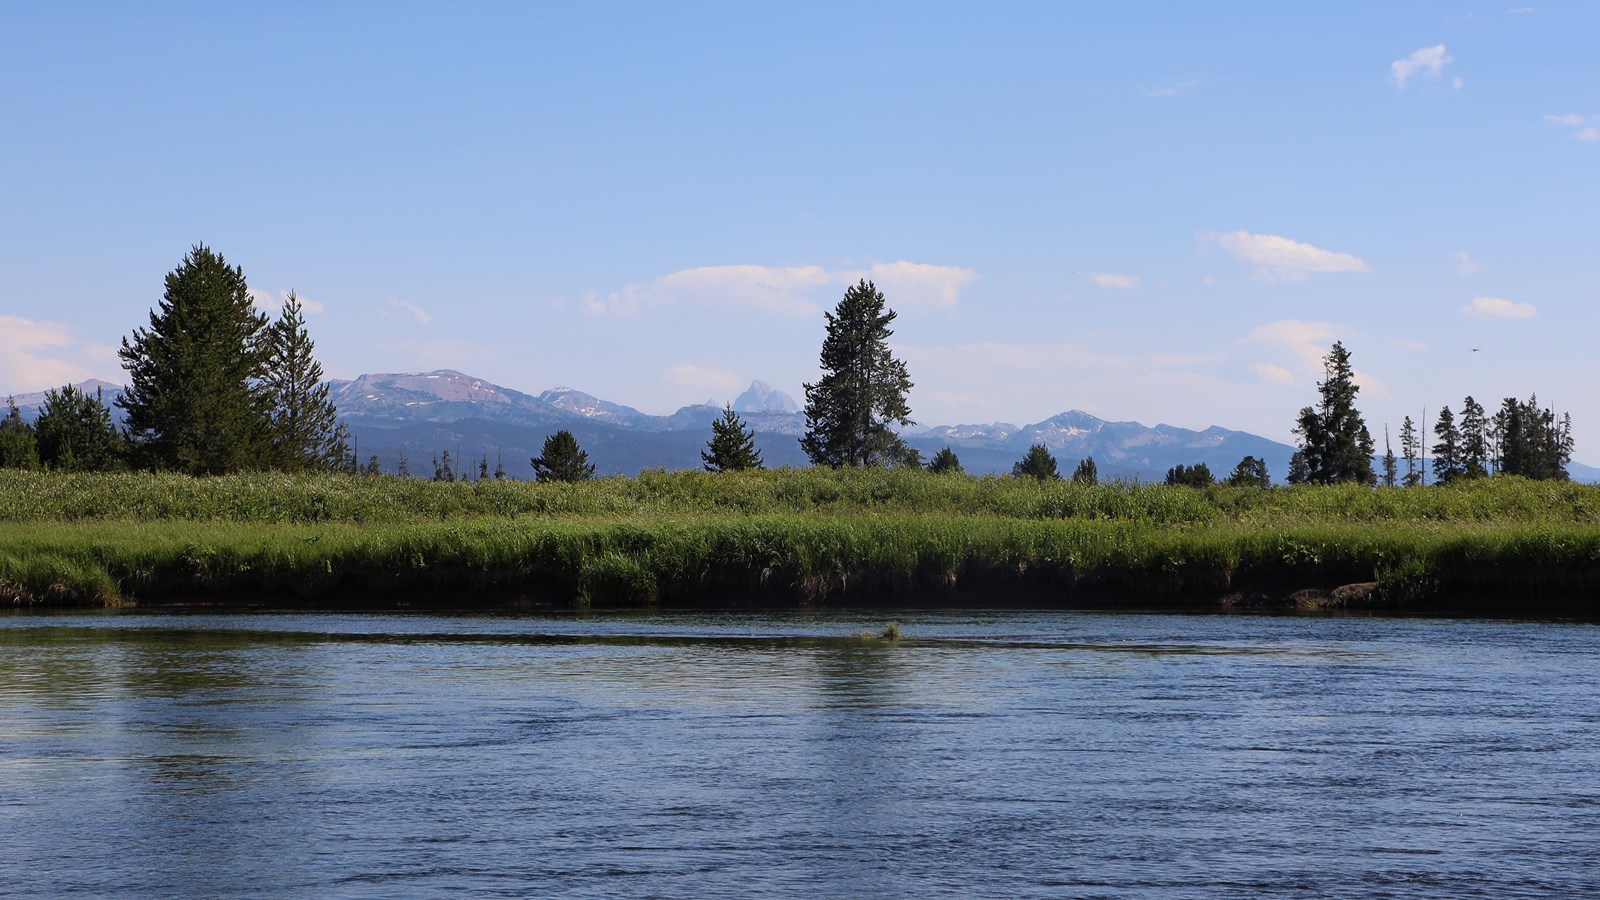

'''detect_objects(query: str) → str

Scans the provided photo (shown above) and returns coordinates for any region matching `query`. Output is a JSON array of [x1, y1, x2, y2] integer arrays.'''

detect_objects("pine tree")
[[1381, 426, 1398, 487], [365, 454, 381, 476], [433, 450, 455, 482], [1071, 456, 1098, 485], [1431, 406, 1463, 485], [926, 446, 963, 475], [1399, 415, 1422, 487], [1165, 462, 1215, 487], [1459, 396, 1488, 479], [702, 405, 764, 472], [1287, 341, 1375, 485], [1494, 395, 1573, 480], [800, 279, 914, 467], [396, 453, 410, 478], [118, 244, 272, 474], [0, 398, 41, 470], [1012, 444, 1060, 481], [493, 455, 506, 480], [262, 292, 346, 471], [478, 454, 490, 481], [34, 385, 125, 471], [532, 430, 596, 483], [1225, 455, 1270, 488]]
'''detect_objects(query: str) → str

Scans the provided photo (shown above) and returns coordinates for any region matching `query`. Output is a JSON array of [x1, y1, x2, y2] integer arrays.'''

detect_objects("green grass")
[[3, 469, 1600, 610]]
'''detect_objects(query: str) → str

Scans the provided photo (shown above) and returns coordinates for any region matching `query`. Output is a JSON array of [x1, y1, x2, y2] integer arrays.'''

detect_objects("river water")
[[2, 609, 1597, 897]]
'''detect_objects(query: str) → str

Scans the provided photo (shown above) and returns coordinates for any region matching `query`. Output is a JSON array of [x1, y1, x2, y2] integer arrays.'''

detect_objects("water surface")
[[3, 609, 1597, 897]]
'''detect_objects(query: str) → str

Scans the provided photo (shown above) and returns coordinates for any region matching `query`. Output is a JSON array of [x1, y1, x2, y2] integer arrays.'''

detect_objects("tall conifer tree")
[[1287, 341, 1375, 485], [262, 292, 346, 471], [34, 385, 124, 471], [800, 279, 914, 467], [118, 245, 271, 474]]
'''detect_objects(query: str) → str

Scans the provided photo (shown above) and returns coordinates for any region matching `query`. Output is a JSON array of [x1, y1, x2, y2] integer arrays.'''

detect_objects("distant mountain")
[[10, 369, 1598, 484], [734, 380, 799, 414], [7, 380, 126, 425]]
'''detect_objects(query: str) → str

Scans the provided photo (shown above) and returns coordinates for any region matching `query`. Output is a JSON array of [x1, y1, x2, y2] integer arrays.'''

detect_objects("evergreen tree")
[[34, 385, 125, 471], [396, 453, 410, 478], [118, 244, 272, 474], [1399, 415, 1422, 487], [478, 454, 490, 481], [493, 455, 506, 480], [262, 292, 346, 471], [1165, 462, 1215, 487], [800, 279, 914, 467], [1381, 426, 1398, 487], [433, 450, 455, 483], [1431, 406, 1463, 485], [1071, 456, 1098, 485], [1225, 455, 1270, 488], [1286, 341, 1375, 485], [0, 398, 41, 470], [1494, 395, 1573, 480], [532, 430, 596, 483], [926, 446, 963, 475], [1459, 396, 1489, 479], [365, 454, 381, 476], [1012, 444, 1060, 481], [702, 405, 763, 472]]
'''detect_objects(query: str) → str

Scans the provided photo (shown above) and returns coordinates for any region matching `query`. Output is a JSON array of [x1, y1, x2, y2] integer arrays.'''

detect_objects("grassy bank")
[[4, 469, 1600, 611]]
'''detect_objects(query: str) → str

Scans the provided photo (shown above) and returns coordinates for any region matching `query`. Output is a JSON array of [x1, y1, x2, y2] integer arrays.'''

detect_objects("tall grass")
[[5, 468, 1595, 526]]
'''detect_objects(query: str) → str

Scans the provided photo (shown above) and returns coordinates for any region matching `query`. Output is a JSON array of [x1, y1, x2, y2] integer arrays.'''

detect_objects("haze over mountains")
[[13, 371, 1596, 483]]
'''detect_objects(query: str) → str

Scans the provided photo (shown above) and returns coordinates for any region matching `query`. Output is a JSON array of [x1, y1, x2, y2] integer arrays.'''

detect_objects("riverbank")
[[4, 469, 1599, 611]]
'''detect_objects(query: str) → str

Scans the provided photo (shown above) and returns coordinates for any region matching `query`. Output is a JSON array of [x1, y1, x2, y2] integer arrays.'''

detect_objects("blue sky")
[[3, 2, 1597, 454]]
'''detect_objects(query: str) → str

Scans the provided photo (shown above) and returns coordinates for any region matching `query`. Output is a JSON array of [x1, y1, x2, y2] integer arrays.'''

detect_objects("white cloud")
[[1453, 251, 1481, 274], [1545, 113, 1599, 142], [389, 298, 433, 324], [1252, 363, 1298, 386], [863, 261, 978, 309], [0, 316, 120, 393], [583, 260, 978, 318], [251, 289, 327, 315], [1453, 76, 1465, 90], [665, 364, 742, 392], [1090, 272, 1142, 290], [1462, 296, 1537, 319], [1392, 44, 1452, 89], [1200, 231, 1370, 282]]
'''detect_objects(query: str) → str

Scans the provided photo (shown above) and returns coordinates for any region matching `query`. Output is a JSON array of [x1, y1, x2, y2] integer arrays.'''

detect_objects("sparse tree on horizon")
[[1071, 456, 1098, 485], [0, 398, 41, 470], [532, 430, 596, 483], [1382, 426, 1398, 487], [1013, 444, 1060, 481], [34, 384, 124, 472], [702, 405, 763, 472], [1400, 415, 1422, 487], [1166, 462, 1215, 488], [926, 446, 963, 475], [1225, 455, 1269, 488]]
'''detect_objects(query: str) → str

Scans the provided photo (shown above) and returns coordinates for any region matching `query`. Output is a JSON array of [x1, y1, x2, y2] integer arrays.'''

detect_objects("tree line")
[[0, 250, 1577, 486]]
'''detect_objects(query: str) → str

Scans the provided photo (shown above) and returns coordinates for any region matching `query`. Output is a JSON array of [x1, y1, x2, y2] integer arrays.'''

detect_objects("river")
[[2, 609, 1597, 897]]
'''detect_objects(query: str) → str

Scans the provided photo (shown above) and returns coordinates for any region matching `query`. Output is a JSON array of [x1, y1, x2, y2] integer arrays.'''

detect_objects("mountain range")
[[11, 372, 1597, 483]]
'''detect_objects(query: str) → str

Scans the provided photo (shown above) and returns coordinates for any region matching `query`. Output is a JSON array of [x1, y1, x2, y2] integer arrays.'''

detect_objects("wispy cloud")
[[388, 298, 433, 324], [1243, 319, 1387, 396], [1200, 231, 1370, 282], [1392, 44, 1452, 89], [251, 289, 327, 315], [1506, 7, 1535, 13], [1090, 272, 1141, 290], [582, 261, 978, 318], [1146, 78, 1198, 98], [0, 316, 119, 393], [1462, 296, 1537, 319], [1453, 251, 1482, 274], [665, 363, 742, 393], [1545, 113, 1600, 142]]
